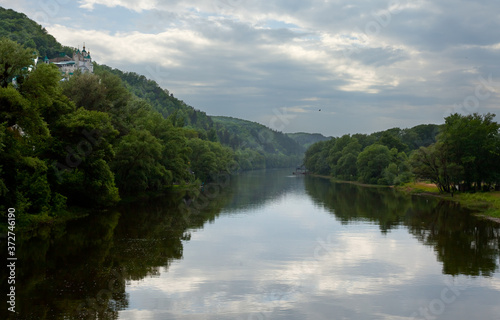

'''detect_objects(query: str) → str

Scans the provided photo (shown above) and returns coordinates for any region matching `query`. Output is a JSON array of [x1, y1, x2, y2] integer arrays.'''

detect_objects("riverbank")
[[310, 174, 500, 222], [310, 174, 391, 189], [396, 182, 500, 222], [0, 183, 202, 234]]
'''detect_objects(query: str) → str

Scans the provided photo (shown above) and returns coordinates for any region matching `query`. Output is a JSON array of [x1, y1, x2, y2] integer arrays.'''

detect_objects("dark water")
[[2, 169, 500, 319]]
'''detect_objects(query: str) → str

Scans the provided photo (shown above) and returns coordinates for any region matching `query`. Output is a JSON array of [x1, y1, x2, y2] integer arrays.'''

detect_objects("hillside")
[[0, 7, 73, 58], [287, 132, 330, 149], [212, 116, 304, 169], [95, 64, 215, 132]]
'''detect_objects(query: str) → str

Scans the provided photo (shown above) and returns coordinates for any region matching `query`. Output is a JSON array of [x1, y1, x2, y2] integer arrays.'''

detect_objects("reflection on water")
[[305, 177, 500, 276], [2, 169, 500, 319]]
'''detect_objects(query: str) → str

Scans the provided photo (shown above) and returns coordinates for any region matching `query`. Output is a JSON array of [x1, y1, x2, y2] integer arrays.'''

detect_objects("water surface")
[[3, 169, 500, 319]]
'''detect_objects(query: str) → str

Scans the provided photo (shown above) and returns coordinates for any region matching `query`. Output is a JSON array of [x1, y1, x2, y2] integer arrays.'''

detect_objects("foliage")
[[186, 138, 235, 182], [0, 7, 73, 58], [357, 144, 392, 184], [0, 37, 238, 220], [411, 113, 500, 193], [304, 123, 442, 185], [212, 116, 304, 169], [0, 37, 36, 88]]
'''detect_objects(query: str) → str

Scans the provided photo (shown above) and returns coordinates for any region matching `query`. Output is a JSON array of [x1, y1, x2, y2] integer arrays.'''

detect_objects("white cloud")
[[8, 0, 499, 135], [78, 0, 158, 12]]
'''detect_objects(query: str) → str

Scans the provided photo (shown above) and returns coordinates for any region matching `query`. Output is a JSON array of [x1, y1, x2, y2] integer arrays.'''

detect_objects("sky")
[[2, 0, 500, 136]]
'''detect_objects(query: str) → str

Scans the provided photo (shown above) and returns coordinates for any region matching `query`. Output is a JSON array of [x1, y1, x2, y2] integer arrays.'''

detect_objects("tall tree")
[[439, 113, 500, 190], [356, 144, 392, 184], [0, 37, 35, 88]]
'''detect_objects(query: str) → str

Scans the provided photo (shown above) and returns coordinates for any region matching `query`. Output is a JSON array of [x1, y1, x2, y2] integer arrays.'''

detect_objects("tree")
[[0, 37, 35, 88], [378, 131, 408, 153], [52, 108, 120, 207], [410, 142, 463, 194], [112, 129, 168, 193], [439, 113, 500, 190], [334, 138, 362, 180], [357, 144, 392, 184]]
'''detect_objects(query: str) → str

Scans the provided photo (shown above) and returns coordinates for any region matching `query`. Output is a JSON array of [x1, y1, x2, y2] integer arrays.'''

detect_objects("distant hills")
[[287, 132, 331, 149]]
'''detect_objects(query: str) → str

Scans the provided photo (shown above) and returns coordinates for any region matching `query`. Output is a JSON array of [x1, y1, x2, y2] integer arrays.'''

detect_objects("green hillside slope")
[[212, 116, 304, 169], [0, 7, 73, 58]]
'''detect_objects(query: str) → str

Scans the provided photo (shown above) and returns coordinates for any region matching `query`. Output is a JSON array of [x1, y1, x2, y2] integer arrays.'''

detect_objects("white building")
[[48, 43, 93, 76]]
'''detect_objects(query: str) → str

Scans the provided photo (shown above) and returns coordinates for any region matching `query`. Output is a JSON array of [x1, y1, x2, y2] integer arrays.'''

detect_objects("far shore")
[[310, 174, 500, 223], [396, 182, 500, 223]]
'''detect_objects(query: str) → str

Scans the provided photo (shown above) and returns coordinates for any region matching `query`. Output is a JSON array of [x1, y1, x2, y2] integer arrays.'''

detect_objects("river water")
[[3, 169, 500, 319]]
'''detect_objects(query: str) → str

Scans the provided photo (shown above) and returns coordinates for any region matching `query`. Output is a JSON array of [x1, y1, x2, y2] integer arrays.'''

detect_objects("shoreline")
[[310, 175, 500, 223], [394, 182, 500, 223]]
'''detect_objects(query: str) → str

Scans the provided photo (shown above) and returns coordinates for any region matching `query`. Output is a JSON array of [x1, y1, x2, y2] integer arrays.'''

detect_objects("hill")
[[95, 64, 215, 133], [287, 132, 330, 149], [212, 116, 304, 169], [0, 7, 73, 58]]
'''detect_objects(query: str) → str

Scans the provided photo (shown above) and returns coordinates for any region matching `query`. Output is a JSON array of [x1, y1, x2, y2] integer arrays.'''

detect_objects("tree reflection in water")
[[304, 176, 500, 277]]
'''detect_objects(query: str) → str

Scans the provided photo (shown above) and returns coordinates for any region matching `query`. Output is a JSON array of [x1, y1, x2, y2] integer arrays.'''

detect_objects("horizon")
[[1, 1, 499, 136]]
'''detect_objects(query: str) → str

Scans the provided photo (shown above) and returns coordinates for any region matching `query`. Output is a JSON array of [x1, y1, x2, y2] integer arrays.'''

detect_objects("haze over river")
[[4, 169, 500, 320]]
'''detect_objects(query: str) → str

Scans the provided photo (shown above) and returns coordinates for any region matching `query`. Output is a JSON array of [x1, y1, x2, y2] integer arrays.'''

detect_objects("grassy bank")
[[311, 175, 500, 222], [396, 182, 500, 221]]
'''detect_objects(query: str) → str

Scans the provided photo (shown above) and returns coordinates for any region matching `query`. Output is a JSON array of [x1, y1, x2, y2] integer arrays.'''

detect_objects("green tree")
[[112, 129, 168, 193], [52, 108, 120, 207], [0, 37, 35, 88], [334, 138, 362, 180], [357, 144, 392, 184], [410, 142, 463, 193], [378, 131, 408, 153], [439, 113, 500, 190], [186, 139, 234, 182]]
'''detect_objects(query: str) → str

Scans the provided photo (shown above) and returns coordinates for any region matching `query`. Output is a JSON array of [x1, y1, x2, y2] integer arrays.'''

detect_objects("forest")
[[0, 36, 238, 220], [304, 114, 500, 192]]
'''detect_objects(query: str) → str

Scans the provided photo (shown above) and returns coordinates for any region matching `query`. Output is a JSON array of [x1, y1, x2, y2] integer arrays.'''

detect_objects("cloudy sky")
[[2, 0, 500, 136]]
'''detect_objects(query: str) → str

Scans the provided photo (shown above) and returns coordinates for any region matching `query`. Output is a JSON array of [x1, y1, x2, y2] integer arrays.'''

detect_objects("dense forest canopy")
[[0, 36, 237, 219], [304, 116, 500, 191]]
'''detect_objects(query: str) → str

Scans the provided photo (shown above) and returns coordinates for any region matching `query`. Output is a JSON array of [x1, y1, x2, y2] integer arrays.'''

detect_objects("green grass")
[[397, 182, 500, 219], [397, 181, 440, 194], [454, 192, 500, 218]]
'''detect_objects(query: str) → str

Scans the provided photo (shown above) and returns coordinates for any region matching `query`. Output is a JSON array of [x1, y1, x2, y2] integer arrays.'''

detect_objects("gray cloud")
[[4, 0, 500, 136]]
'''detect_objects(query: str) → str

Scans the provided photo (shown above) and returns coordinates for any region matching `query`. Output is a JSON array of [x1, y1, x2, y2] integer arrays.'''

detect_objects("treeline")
[[411, 113, 500, 193], [305, 124, 440, 185], [305, 114, 500, 191], [0, 37, 236, 218], [95, 66, 308, 169]]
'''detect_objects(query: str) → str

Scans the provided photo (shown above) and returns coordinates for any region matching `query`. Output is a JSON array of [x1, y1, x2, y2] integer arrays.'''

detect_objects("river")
[[3, 169, 500, 319]]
